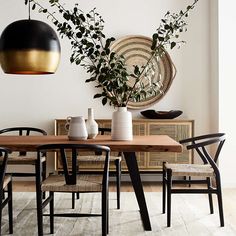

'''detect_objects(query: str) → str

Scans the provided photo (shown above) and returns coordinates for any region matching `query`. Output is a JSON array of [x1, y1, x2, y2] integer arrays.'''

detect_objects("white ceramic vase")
[[86, 108, 99, 139], [111, 107, 133, 140]]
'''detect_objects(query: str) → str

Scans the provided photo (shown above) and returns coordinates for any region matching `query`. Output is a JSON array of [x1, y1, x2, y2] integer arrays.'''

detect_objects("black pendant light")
[[0, 1, 61, 75]]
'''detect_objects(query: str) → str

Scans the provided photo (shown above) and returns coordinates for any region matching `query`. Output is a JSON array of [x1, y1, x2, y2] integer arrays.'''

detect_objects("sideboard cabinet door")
[[146, 120, 194, 171]]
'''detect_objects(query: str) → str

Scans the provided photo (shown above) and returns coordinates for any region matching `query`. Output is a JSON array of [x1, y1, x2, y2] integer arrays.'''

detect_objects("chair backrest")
[[180, 133, 226, 177], [37, 144, 110, 186], [0, 127, 47, 136], [0, 127, 47, 156], [97, 127, 122, 157], [98, 127, 111, 135], [93, 128, 111, 155], [0, 147, 11, 191]]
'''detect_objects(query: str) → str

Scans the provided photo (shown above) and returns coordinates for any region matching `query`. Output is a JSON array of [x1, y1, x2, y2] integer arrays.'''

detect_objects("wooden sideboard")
[[54, 119, 194, 172]]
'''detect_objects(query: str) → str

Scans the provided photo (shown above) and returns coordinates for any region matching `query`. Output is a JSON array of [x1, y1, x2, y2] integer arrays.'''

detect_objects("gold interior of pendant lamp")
[[0, 1, 61, 75]]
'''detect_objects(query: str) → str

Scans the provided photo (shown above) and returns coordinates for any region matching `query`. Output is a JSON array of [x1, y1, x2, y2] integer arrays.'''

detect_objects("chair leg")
[[102, 190, 108, 236], [162, 162, 166, 214], [107, 190, 109, 234], [167, 169, 172, 227], [71, 192, 79, 209], [188, 176, 191, 187], [207, 177, 214, 214], [36, 161, 43, 236], [36, 162, 46, 200], [49, 192, 54, 234], [102, 189, 109, 236], [72, 193, 75, 209], [42, 161, 46, 199], [183, 176, 192, 187], [8, 180, 13, 234], [215, 175, 224, 227], [115, 159, 121, 209], [2, 190, 5, 201], [0, 191, 3, 236]]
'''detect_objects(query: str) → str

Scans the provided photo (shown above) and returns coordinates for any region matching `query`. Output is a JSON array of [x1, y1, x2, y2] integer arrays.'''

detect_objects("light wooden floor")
[[11, 181, 236, 235]]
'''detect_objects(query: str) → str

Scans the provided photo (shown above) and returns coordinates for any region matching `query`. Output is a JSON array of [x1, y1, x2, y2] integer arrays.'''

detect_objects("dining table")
[[0, 134, 182, 234]]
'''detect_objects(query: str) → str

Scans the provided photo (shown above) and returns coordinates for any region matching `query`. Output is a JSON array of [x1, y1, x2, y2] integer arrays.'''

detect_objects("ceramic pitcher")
[[65, 116, 88, 140]]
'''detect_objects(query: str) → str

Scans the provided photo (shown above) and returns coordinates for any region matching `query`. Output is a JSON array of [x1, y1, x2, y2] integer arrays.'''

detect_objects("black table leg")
[[123, 152, 152, 231]]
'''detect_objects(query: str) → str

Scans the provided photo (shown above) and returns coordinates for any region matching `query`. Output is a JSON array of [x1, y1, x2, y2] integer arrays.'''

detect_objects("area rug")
[[1, 191, 236, 236]]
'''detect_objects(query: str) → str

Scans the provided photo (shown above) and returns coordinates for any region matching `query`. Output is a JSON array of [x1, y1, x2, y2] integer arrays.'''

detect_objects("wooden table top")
[[0, 135, 182, 153]]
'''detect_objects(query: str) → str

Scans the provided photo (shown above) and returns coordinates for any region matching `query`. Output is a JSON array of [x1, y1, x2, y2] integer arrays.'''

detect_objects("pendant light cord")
[[28, 0, 31, 20]]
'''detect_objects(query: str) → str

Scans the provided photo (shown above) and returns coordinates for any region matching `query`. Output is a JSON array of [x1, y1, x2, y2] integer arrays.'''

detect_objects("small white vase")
[[111, 107, 133, 140], [86, 108, 99, 139]]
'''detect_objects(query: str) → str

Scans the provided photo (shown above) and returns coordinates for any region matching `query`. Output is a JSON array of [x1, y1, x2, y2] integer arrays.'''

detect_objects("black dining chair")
[[36, 143, 110, 236], [162, 133, 226, 227], [0, 127, 47, 185], [72, 127, 122, 209], [0, 147, 13, 235]]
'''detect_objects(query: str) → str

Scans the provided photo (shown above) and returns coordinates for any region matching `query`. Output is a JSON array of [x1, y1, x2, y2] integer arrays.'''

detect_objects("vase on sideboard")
[[86, 108, 99, 139]]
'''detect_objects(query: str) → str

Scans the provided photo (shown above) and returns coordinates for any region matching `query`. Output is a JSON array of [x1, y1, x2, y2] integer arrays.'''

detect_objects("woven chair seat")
[[42, 174, 103, 192], [6, 156, 46, 165], [3, 175, 12, 189], [164, 163, 214, 177], [78, 155, 121, 163]]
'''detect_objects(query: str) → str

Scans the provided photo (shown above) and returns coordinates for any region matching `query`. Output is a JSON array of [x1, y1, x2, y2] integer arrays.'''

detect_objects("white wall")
[[219, 0, 236, 187], [210, 0, 219, 133], [0, 1, 216, 176]]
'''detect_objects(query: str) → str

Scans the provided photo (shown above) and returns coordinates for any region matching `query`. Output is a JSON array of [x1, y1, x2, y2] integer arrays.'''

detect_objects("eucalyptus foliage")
[[26, 0, 198, 107]]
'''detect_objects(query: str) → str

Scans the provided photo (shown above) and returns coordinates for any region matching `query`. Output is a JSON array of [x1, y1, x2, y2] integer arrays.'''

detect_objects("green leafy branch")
[[127, 0, 199, 104], [26, 0, 198, 107]]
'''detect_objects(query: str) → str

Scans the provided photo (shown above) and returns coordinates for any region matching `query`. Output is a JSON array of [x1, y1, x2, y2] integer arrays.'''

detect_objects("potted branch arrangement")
[[26, 0, 199, 140]]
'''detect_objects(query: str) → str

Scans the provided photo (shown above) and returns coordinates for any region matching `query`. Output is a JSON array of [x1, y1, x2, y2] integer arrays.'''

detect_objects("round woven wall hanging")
[[110, 35, 176, 110]]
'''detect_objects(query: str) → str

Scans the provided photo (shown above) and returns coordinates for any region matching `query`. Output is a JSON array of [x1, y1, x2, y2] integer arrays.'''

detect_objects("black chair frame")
[[0, 147, 13, 235], [36, 143, 110, 236], [72, 127, 121, 210], [0, 127, 47, 179], [162, 133, 226, 227]]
